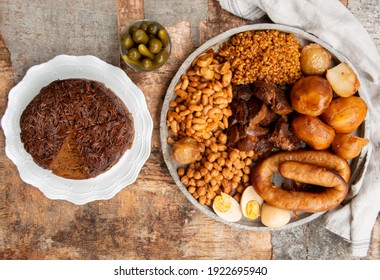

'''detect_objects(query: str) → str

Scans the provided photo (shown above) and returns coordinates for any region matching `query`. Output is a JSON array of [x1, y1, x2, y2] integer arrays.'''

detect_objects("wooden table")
[[0, 0, 379, 260]]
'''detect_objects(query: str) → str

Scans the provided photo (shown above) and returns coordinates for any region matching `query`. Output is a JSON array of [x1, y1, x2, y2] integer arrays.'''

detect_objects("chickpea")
[[212, 162, 220, 171], [222, 167, 231, 178], [225, 158, 233, 168], [188, 186, 196, 194], [217, 157, 225, 166], [232, 175, 240, 183], [231, 181, 239, 189], [210, 178, 218, 186], [207, 152, 218, 163], [230, 151, 239, 162], [210, 142, 218, 152], [181, 175, 189, 185], [237, 185, 245, 194], [186, 168, 194, 178], [206, 188, 215, 199], [200, 168, 208, 176], [204, 161, 213, 171], [189, 178, 196, 186], [204, 173, 212, 183], [210, 169, 219, 178], [242, 174, 250, 183], [198, 187, 207, 196], [192, 191, 199, 199], [239, 151, 247, 160], [219, 133, 227, 144], [247, 150, 254, 157], [233, 160, 242, 170], [222, 184, 232, 194], [196, 179, 205, 187], [177, 167, 185, 176], [216, 173, 223, 182], [212, 184, 220, 192], [194, 171, 201, 180], [199, 195, 207, 205], [244, 158, 253, 166], [243, 166, 251, 175]]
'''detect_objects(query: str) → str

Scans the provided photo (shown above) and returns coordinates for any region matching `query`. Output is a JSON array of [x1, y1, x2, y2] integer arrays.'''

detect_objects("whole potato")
[[300, 43, 332, 76], [321, 96, 367, 133], [290, 76, 333, 116], [332, 134, 369, 160], [291, 114, 335, 150], [261, 203, 291, 228], [172, 137, 202, 164]]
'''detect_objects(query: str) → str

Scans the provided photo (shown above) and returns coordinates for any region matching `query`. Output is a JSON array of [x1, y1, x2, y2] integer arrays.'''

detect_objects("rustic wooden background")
[[0, 0, 379, 259]]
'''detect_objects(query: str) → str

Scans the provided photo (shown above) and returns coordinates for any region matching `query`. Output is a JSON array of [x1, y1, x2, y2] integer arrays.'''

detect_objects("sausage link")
[[251, 150, 351, 213]]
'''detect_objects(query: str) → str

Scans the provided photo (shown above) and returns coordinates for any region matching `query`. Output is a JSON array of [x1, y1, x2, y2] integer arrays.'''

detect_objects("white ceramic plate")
[[2, 55, 153, 205], [160, 24, 370, 231]]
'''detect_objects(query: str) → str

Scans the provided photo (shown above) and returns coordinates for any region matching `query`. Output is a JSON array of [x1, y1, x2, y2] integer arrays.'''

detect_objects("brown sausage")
[[251, 150, 350, 212]]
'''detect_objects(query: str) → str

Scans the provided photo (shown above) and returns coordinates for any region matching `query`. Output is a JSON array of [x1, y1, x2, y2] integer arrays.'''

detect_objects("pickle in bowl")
[[120, 19, 171, 72]]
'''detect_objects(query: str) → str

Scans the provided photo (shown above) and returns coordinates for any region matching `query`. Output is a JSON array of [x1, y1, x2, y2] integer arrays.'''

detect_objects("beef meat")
[[250, 81, 277, 105], [232, 84, 252, 101], [271, 88, 293, 115], [260, 109, 278, 127], [270, 116, 301, 151]]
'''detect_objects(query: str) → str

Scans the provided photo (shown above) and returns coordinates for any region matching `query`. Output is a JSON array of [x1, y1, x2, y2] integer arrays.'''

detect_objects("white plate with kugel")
[[2, 55, 153, 204]]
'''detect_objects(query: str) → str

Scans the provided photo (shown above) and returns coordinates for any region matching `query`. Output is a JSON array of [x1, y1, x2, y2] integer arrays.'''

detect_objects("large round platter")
[[160, 24, 370, 230], [2, 55, 153, 205]]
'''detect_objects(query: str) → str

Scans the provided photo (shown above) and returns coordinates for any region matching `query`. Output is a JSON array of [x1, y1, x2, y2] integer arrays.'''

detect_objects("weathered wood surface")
[[0, 0, 379, 260]]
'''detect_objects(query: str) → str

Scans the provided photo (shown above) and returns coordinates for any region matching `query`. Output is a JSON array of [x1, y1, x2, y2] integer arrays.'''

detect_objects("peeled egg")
[[261, 203, 291, 228], [212, 192, 242, 222], [240, 186, 264, 220]]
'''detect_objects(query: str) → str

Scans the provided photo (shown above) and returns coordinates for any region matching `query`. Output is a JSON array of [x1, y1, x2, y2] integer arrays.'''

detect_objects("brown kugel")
[[20, 79, 134, 179]]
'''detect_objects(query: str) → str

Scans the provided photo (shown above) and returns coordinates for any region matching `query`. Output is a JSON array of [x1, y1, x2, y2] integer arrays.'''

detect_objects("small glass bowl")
[[120, 19, 171, 72]]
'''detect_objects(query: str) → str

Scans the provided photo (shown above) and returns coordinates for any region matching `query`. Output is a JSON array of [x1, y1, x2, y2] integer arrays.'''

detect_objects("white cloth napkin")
[[218, 0, 380, 257]]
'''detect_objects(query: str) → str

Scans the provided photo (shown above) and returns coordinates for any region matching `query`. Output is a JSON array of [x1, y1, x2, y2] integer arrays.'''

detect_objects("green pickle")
[[127, 48, 142, 61], [133, 29, 149, 44], [158, 29, 170, 47], [138, 44, 155, 60], [149, 38, 162, 54], [147, 23, 159, 35], [139, 21, 149, 32], [129, 25, 138, 35], [122, 54, 142, 67], [121, 33, 134, 50], [141, 58, 154, 70], [155, 50, 169, 65]]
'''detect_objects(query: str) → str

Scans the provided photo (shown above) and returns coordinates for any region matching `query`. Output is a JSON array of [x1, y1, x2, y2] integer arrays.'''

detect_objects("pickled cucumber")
[[133, 29, 149, 44], [158, 29, 170, 47], [121, 33, 134, 50], [149, 38, 162, 54], [138, 44, 155, 60]]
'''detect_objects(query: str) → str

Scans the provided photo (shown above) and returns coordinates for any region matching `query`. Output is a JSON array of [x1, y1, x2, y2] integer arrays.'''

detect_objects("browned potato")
[[291, 114, 335, 150], [300, 43, 332, 76], [332, 134, 369, 160], [172, 137, 202, 164], [290, 76, 333, 116], [321, 96, 367, 134], [326, 62, 360, 97]]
